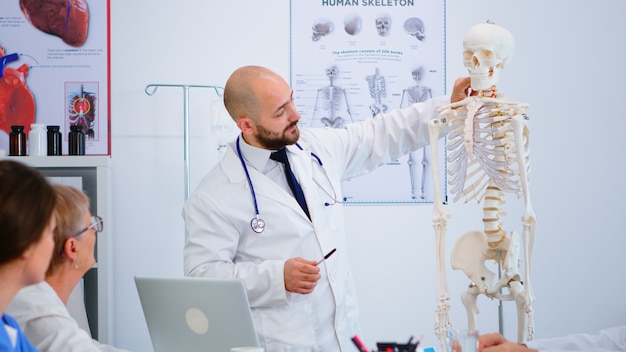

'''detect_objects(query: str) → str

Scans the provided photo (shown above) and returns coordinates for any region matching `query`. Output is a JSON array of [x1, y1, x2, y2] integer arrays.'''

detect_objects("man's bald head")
[[224, 66, 279, 123]]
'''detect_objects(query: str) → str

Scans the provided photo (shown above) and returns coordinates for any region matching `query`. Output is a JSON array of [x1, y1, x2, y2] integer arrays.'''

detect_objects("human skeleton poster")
[[290, 0, 446, 203]]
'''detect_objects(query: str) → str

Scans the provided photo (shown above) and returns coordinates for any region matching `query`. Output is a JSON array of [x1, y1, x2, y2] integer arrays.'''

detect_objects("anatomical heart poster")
[[290, 0, 446, 203], [0, 0, 110, 155]]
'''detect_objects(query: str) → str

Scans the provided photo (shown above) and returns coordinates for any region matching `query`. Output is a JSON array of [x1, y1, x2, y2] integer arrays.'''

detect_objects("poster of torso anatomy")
[[290, 0, 446, 203], [0, 0, 110, 155]]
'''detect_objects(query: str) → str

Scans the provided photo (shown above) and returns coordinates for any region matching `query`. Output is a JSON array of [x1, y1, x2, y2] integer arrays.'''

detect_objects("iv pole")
[[145, 84, 224, 200]]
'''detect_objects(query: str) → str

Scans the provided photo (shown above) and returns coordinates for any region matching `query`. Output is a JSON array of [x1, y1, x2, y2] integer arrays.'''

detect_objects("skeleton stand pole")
[[145, 84, 223, 201], [498, 250, 504, 335]]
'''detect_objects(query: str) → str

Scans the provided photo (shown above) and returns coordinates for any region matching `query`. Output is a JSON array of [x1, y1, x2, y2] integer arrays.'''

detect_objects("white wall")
[[110, 1, 626, 350]]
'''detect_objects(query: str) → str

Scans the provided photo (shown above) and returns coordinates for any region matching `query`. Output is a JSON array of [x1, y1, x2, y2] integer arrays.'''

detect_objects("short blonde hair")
[[47, 184, 90, 275]]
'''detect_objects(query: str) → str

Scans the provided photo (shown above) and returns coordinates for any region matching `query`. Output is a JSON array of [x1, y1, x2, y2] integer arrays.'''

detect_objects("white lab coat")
[[183, 95, 449, 351], [6, 282, 127, 352], [526, 326, 626, 352]]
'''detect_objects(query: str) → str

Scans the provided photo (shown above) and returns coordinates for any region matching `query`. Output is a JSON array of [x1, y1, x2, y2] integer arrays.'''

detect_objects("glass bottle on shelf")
[[47, 125, 62, 156], [68, 125, 85, 156], [9, 125, 27, 156]]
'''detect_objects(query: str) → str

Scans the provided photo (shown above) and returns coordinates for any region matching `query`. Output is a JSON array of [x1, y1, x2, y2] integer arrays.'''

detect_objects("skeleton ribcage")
[[320, 87, 343, 112], [366, 76, 386, 99], [406, 86, 431, 104], [447, 101, 529, 203]]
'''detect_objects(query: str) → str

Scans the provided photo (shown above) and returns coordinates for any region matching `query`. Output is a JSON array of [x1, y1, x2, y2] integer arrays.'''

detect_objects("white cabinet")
[[0, 156, 113, 343]]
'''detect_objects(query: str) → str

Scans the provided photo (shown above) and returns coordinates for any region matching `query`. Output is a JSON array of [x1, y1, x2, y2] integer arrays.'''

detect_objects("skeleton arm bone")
[[341, 88, 353, 123], [512, 114, 537, 331], [429, 116, 453, 349], [508, 114, 537, 342], [400, 90, 409, 108], [429, 116, 451, 294], [310, 88, 323, 126]]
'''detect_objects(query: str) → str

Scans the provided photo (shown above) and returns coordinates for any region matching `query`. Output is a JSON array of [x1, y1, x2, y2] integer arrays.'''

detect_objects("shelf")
[[0, 155, 111, 168]]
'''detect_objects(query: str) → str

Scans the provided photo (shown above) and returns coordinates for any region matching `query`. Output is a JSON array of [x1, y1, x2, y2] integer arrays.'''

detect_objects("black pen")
[[316, 248, 336, 265]]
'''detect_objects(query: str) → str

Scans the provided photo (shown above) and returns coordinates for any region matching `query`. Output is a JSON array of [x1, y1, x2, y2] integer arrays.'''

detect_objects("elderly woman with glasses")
[[7, 184, 128, 352], [0, 160, 57, 352]]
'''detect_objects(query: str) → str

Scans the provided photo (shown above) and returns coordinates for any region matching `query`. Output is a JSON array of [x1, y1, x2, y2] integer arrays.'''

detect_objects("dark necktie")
[[270, 148, 310, 219]]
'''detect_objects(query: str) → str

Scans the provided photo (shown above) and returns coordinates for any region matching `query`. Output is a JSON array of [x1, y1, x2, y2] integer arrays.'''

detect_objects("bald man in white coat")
[[183, 66, 470, 351]]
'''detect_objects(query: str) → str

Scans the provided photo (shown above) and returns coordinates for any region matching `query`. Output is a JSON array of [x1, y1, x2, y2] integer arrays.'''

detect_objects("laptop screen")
[[135, 276, 260, 352]]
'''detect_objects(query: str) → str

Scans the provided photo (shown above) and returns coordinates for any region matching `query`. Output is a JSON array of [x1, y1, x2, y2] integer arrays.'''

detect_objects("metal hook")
[[144, 84, 224, 97], [144, 83, 224, 200]]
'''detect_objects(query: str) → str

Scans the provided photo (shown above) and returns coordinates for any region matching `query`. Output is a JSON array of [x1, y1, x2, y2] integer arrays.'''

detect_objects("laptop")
[[134, 276, 261, 352]]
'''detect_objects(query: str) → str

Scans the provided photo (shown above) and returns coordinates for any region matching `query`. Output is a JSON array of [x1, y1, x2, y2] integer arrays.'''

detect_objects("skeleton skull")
[[325, 65, 338, 80], [344, 13, 362, 36], [412, 66, 425, 83], [404, 17, 425, 42], [375, 13, 391, 37], [463, 23, 514, 91], [312, 18, 334, 41]]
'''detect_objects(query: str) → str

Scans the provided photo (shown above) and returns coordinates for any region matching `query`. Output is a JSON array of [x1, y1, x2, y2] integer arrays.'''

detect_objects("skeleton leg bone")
[[407, 151, 418, 199], [407, 148, 429, 200], [497, 231, 528, 343], [461, 284, 481, 331]]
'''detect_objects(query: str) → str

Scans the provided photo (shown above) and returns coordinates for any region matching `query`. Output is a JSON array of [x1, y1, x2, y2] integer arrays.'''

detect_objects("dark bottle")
[[68, 125, 85, 155], [47, 125, 63, 156], [9, 125, 27, 156]]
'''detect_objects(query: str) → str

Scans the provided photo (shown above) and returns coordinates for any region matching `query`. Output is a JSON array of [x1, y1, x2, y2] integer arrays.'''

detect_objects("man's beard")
[[255, 122, 300, 150]]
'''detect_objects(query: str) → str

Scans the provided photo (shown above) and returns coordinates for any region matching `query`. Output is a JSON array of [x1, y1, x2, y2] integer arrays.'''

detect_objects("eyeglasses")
[[73, 215, 104, 237]]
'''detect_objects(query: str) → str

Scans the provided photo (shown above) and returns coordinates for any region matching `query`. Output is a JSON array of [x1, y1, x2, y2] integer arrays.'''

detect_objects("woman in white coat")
[[183, 65, 471, 351], [7, 185, 128, 351], [478, 326, 626, 352]]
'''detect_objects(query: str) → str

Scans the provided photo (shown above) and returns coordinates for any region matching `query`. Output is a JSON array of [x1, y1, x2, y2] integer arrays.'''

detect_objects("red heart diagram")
[[0, 49, 35, 136], [20, 0, 89, 47]]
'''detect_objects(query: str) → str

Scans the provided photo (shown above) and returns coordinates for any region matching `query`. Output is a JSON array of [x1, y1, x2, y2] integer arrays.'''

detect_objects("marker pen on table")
[[316, 248, 336, 265], [351, 335, 369, 352]]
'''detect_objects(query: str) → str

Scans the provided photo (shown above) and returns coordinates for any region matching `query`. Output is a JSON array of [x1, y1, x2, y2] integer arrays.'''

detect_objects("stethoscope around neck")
[[235, 136, 345, 234]]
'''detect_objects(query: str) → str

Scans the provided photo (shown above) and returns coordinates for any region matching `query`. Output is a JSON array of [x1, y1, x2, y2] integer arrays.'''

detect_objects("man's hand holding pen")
[[284, 248, 336, 294]]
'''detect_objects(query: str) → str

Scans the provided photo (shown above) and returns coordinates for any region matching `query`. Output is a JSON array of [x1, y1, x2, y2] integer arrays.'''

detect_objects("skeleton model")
[[311, 65, 353, 128], [427, 23, 536, 351], [400, 66, 432, 199], [366, 67, 387, 116]]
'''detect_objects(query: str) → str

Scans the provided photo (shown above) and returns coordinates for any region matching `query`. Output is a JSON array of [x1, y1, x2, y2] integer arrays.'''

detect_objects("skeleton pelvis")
[[451, 230, 514, 295]]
